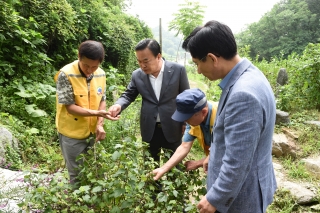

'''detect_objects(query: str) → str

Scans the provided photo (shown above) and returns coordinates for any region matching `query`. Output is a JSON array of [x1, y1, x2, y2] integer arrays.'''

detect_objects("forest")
[[0, 0, 319, 212]]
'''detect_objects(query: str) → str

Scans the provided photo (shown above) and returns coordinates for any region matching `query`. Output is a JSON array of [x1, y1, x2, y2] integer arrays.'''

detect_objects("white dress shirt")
[[149, 59, 165, 122]]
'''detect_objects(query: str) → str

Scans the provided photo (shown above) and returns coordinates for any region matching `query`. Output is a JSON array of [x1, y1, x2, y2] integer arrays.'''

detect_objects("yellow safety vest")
[[188, 102, 218, 156], [54, 60, 106, 139]]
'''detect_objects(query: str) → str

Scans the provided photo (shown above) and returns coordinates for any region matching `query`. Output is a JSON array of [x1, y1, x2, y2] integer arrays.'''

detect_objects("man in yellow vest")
[[153, 88, 217, 180], [54, 40, 117, 184]]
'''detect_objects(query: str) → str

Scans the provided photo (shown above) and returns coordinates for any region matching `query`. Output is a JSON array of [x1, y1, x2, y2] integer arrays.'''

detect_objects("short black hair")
[[78, 40, 105, 63], [182, 20, 237, 60], [135, 38, 161, 57]]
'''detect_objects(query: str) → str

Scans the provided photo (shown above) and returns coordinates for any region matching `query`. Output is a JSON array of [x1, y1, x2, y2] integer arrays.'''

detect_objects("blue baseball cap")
[[172, 88, 207, 122]]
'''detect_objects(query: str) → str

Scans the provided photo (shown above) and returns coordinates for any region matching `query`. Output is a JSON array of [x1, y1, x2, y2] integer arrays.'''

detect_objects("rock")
[[276, 68, 288, 86], [304, 121, 320, 127], [311, 204, 320, 211], [282, 127, 299, 140], [273, 162, 285, 183], [272, 133, 296, 158], [0, 127, 19, 165], [302, 157, 320, 179], [273, 161, 318, 206], [276, 110, 290, 125], [272, 142, 283, 158], [281, 181, 316, 205]]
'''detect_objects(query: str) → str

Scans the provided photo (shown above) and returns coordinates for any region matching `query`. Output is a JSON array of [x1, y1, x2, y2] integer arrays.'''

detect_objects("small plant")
[[267, 188, 297, 213], [22, 139, 206, 212], [282, 156, 311, 180]]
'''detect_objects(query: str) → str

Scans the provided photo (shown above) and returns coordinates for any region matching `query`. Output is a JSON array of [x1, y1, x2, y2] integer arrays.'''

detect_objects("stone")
[[302, 157, 320, 179], [276, 110, 290, 125], [281, 181, 316, 205], [282, 127, 299, 140], [304, 121, 320, 127], [272, 133, 296, 158], [0, 127, 19, 165], [276, 68, 288, 86]]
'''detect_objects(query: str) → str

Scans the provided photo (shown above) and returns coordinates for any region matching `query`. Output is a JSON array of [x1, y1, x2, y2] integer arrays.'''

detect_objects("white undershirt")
[[149, 59, 165, 122]]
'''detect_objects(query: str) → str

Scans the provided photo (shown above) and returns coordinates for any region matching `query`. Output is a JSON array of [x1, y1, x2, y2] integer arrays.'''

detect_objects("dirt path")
[[188, 80, 208, 92]]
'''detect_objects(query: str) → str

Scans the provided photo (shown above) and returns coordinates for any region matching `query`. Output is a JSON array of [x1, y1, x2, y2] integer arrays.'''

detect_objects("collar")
[[219, 59, 243, 90], [159, 58, 165, 74]]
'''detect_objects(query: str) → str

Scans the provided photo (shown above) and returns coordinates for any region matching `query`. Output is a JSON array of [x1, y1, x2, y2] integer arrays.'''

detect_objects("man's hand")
[[96, 109, 120, 121], [108, 104, 121, 120], [184, 160, 202, 171], [95, 124, 106, 142], [203, 155, 209, 174], [197, 195, 216, 213], [152, 167, 166, 181]]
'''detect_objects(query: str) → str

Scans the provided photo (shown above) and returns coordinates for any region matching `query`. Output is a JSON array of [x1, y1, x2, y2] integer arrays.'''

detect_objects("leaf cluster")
[[22, 138, 206, 212], [168, 0, 205, 40]]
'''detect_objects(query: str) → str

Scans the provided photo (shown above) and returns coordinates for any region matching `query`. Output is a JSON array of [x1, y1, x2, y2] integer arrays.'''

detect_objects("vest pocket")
[[74, 89, 88, 108]]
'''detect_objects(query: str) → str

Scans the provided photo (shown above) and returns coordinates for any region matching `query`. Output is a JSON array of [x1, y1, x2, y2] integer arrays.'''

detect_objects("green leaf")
[[26, 128, 39, 134], [14, 91, 33, 98], [157, 192, 168, 203], [121, 200, 131, 208], [79, 185, 90, 193], [91, 186, 102, 193], [25, 104, 47, 117], [138, 181, 145, 190], [110, 206, 120, 213], [108, 85, 117, 91], [172, 190, 178, 197], [112, 151, 121, 160], [113, 188, 125, 198], [82, 194, 90, 202]]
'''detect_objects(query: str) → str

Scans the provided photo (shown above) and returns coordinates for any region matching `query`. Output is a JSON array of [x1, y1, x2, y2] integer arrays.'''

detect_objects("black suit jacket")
[[115, 60, 190, 143]]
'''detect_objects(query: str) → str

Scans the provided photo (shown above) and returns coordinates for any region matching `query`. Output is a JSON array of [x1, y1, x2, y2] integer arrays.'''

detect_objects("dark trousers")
[[148, 122, 181, 163]]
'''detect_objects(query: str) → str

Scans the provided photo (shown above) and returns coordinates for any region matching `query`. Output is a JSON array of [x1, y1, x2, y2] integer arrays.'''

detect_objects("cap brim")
[[171, 110, 194, 122]]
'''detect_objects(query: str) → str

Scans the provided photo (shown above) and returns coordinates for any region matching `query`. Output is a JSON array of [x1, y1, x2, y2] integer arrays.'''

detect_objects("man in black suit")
[[108, 38, 190, 162]]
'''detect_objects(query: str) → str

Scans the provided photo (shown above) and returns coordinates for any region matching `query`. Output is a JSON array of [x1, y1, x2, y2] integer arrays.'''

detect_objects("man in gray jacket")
[[182, 20, 277, 213], [108, 38, 190, 162]]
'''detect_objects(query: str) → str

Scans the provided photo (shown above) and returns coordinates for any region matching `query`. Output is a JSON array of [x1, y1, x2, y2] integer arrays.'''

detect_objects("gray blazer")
[[115, 60, 190, 143], [206, 59, 277, 213]]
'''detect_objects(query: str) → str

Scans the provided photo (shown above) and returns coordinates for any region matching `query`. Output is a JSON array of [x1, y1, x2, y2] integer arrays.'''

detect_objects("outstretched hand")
[[107, 104, 122, 120], [184, 160, 202, 171], [97, 110, 120, 120], [152, 167, 166, 181]]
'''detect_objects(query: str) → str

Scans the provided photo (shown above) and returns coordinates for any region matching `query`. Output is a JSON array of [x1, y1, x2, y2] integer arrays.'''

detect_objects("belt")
[[156, 122, 162, 128]]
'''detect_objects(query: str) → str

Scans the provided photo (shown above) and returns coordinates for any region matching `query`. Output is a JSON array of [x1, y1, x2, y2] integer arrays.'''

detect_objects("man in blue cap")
[[152, 88, 218, 180]]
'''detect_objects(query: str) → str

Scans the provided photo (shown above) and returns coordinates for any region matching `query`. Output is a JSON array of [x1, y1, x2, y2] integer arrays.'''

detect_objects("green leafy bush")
[[22, 138, 206, 212], [276, 43, 320, 111]]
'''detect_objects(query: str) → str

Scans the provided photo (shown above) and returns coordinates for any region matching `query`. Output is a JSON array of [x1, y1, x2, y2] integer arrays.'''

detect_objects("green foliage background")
[[236, 0, 320, 61], [0, 0, 152, 161]]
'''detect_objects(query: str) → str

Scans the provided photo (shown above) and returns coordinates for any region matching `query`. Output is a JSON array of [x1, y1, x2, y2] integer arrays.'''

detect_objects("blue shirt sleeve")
[[183, 124, 196, 142]]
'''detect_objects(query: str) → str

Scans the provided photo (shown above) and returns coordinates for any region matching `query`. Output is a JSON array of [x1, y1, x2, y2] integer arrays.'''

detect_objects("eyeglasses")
[[200, 55, 207, 62], [200, 53, 220, 62]]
